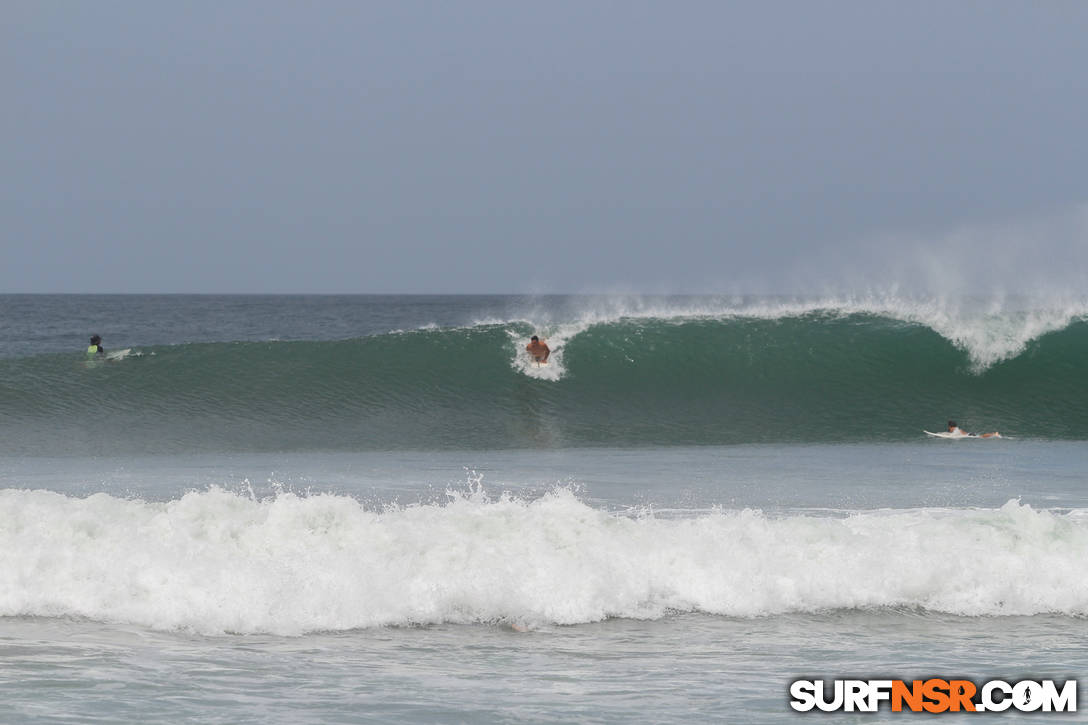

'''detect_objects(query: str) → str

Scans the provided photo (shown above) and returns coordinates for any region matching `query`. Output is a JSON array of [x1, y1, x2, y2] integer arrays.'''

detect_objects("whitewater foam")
[[2, 487, 1086, 635]]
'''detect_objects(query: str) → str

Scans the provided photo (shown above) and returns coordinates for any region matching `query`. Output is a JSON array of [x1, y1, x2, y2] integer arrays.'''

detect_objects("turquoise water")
[[2, 295, 1087, 722], [3, 294, 1088, 454]]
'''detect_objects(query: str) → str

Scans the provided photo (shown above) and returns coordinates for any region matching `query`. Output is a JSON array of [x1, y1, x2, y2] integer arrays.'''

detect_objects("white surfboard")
[[924, 430, 971, 438], [105, 348, 132, 361], [924, 430, 1003, 439]]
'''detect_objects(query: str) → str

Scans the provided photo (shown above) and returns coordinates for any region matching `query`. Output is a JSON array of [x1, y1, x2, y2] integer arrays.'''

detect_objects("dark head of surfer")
[[947, 420, 957, 431], [531, 335, 539, 342]]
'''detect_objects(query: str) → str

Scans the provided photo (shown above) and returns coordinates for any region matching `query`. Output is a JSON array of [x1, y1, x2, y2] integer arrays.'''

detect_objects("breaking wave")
[[2, 296, 1087, 452], [1, 486, 1085, 635]]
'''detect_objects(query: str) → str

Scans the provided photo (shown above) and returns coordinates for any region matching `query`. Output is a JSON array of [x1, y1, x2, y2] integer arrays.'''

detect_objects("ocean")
[[2, 294, 1086, 723]]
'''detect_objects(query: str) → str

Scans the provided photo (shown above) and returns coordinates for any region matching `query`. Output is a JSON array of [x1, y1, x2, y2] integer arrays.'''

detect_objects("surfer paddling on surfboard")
[[526, 335, 550, 365], [946, 420, 1001, 438]]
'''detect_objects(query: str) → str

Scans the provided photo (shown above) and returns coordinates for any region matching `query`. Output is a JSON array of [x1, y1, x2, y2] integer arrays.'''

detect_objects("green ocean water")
[[2, 299, 1085, 453], [4, 295, 1088, 724]]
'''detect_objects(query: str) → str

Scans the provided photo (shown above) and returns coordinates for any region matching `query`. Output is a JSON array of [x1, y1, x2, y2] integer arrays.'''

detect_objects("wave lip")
[[1, 488, 1085, 635], [484, 293, 1088, 372]]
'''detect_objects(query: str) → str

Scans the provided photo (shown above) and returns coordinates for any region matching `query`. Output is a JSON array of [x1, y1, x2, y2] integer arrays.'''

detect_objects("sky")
[[4, 0, 1088, 294]]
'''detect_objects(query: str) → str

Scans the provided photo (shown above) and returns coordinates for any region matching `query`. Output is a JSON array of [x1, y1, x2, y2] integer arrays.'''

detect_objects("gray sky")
[[4, 1, 1087, 293]]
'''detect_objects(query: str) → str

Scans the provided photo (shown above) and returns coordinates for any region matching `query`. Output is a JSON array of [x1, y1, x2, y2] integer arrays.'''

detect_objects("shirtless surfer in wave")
[[526, 335, 550, 364]]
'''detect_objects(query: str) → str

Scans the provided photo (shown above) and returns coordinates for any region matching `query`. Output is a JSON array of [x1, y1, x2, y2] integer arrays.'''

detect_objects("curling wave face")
[[3, 295, 1087, 453]]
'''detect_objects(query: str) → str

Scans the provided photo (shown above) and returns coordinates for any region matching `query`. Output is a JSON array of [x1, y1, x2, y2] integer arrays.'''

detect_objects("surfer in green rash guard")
[[86, 335, 105, 358], [947, 420, 1000, 438]]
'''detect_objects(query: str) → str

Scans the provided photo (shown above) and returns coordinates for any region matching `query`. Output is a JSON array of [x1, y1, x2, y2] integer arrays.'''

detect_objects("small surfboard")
[[105, 348, 132, 361], [924, 430, 971, 438], [924, 430, 1002, 439]]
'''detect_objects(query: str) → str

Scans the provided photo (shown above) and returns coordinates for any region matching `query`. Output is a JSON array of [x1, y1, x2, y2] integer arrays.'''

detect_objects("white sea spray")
[[3, 487, 1086, 635]]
